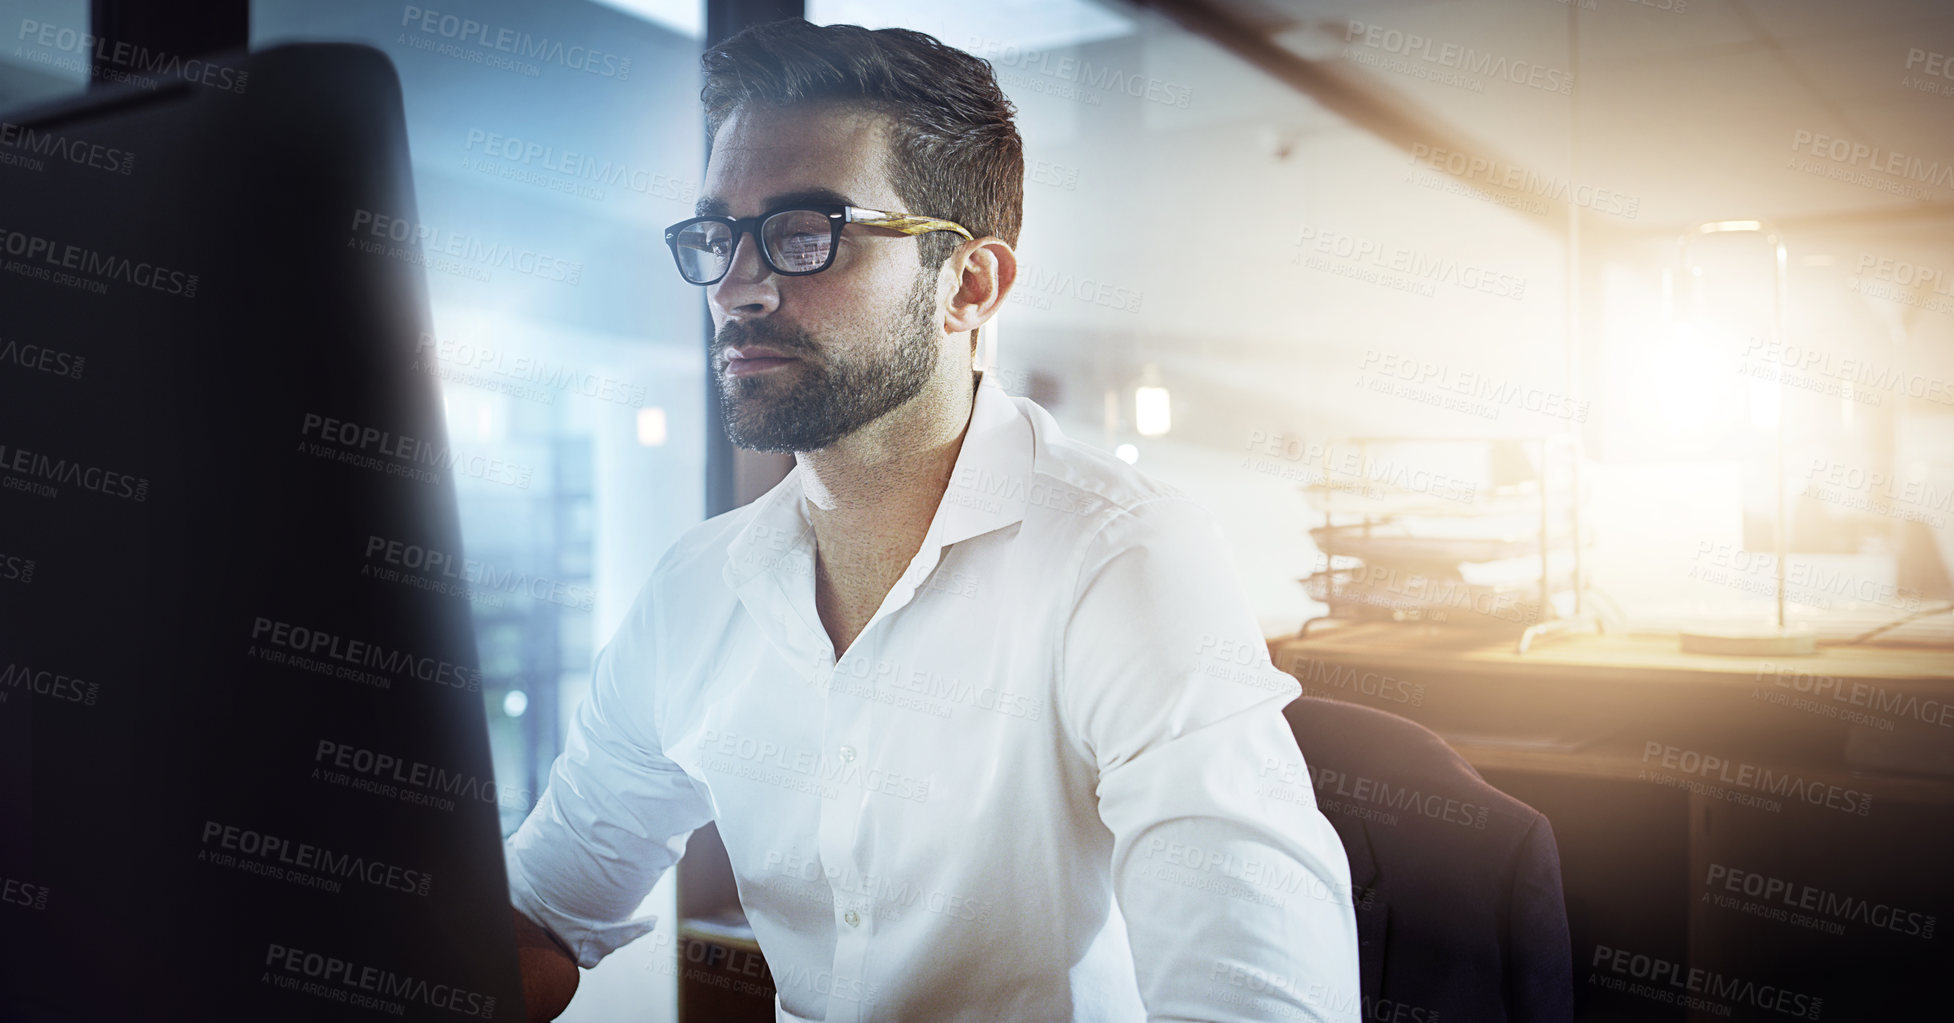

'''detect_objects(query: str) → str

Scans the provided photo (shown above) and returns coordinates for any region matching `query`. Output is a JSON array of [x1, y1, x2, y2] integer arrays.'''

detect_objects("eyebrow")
[[694, 187, 858, 218]]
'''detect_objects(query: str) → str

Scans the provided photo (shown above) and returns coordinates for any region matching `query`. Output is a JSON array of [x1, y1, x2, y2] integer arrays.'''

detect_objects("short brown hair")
[[701, 19, 1024, 274]]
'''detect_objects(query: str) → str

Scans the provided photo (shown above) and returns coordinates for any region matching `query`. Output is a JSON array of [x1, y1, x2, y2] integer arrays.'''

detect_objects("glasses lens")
[[763, 209, 834, 274], [673, 220, 733, 283]]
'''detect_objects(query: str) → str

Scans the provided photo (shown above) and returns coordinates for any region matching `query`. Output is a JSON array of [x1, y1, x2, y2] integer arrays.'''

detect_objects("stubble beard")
[[714, 269, 941, 453]]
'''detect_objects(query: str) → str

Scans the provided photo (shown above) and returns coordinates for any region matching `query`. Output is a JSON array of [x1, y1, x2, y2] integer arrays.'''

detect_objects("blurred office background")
[[4, 0, 1950, 1019]]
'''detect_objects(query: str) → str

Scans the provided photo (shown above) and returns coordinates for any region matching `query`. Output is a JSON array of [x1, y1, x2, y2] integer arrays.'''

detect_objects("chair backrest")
[[1282, 696, 1574, 1023], [1283, 695, 1499, 805]]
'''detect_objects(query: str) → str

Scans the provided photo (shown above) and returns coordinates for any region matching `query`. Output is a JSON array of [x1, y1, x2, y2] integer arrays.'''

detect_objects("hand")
[[512, 908, 580, 1021]]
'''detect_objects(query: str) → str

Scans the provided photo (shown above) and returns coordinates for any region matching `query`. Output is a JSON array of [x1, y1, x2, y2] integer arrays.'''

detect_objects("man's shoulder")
[[601, 498, 774, 670], [1017, 396, 1203, 538], [647, 498, 768, 592]]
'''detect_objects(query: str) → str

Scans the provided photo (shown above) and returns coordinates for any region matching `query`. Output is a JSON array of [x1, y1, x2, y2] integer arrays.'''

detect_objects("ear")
[[942, 236, 1017, 335]]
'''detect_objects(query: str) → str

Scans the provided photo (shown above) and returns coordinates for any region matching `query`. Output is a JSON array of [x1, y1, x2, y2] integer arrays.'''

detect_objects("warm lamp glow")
[[1135, 385, 1171, 437], [1650, 322, 1728, 439], [637, 406, 668, 446], [1748, 377, 1781, 431]]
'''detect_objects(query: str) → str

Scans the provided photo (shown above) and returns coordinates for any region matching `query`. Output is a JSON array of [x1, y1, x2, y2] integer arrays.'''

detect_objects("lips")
[[722, 345, 801, 377], [725, 345, 798, 363]]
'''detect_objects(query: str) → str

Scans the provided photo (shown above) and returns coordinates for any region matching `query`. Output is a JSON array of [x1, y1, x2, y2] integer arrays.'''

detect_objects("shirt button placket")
[[818, 654, 873, 1023]]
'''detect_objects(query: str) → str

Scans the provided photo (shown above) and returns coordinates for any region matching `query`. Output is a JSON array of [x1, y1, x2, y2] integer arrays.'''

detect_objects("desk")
[[1269, 624, 1954, 1022], [674, 914, 776, 1021], [1270, 624, 1954, 794]]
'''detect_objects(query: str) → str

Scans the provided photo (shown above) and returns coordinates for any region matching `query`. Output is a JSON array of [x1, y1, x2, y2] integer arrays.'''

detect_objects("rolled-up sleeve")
[[504, 578, 716, 969], [1060, 497, 1361, 1023]]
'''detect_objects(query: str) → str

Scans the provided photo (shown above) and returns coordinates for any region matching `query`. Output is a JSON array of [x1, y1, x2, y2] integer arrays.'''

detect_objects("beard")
[[712, 268, 941, 453]]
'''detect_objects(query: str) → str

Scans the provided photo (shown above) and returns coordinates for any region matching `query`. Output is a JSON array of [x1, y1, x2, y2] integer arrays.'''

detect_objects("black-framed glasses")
[[663, 203, 974, 285]]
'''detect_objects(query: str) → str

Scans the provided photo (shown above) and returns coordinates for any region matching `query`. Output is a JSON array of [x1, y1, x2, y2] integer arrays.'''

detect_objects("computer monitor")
[[0, 43, 525, 1020]]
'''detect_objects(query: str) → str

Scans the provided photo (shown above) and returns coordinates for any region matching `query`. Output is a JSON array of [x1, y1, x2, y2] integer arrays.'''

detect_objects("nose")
[[708, 229, 778, 320]]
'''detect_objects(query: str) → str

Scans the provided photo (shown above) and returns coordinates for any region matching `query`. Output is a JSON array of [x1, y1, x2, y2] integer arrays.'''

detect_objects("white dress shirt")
[[505, 370, 1361, 1022]]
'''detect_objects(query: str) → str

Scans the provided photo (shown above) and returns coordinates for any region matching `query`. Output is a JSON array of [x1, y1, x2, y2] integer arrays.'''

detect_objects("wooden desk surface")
[[1269, 622, 1954, 691], [679, 914, 763, 955], [1267, 623, 1954, 803]]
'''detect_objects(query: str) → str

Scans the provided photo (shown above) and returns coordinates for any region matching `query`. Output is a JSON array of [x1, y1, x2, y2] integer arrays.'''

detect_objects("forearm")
[[512, 907, 580, 1022], [1101, 713, 1361, 1020]]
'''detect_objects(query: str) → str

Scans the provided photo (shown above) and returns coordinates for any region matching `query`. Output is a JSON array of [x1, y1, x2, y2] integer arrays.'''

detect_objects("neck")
[[797, 369, 980, 548]]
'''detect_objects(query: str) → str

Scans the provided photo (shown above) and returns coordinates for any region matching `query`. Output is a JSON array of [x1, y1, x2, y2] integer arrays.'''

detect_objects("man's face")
[[699, 102, 948, 453]]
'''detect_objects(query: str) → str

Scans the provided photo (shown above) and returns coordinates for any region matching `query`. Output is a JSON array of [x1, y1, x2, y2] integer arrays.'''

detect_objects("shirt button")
[[844, 909, 861, 927], [839, 745, 857, 762]]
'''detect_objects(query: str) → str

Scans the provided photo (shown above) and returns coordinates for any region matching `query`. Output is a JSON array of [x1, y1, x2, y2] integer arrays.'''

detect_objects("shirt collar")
[[722, 370, 1032, 591]]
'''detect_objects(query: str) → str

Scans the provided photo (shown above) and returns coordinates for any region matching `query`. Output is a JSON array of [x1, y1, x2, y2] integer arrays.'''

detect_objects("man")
[[506, 19, 1359, 1023]]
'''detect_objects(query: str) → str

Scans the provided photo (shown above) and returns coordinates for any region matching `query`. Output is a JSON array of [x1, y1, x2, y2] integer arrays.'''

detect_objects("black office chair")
[[1282, 696, 1573, 1023]]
